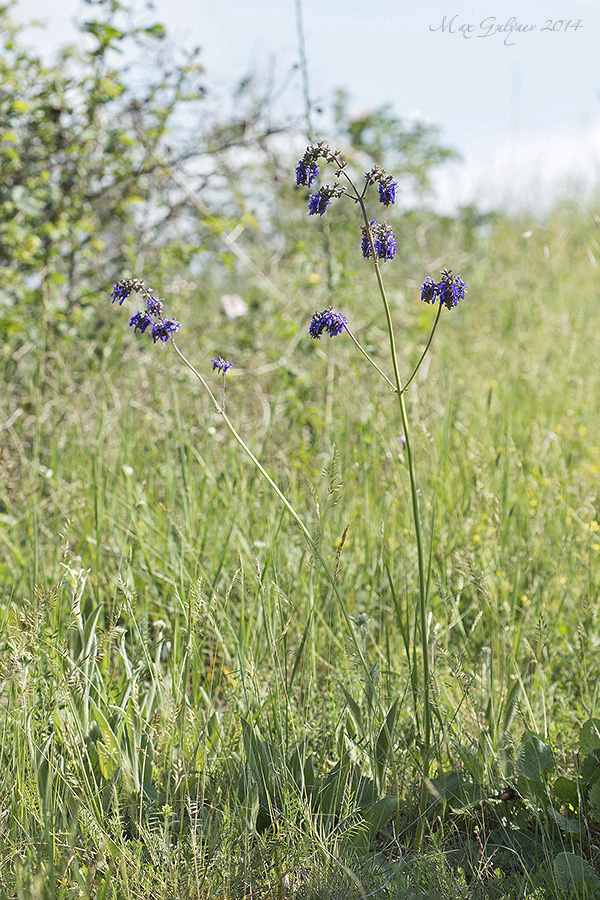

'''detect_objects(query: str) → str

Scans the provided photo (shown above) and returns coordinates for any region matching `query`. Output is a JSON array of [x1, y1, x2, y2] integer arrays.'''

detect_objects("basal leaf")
[[517, 730, 555, 782], [554, 851, 599, 893]]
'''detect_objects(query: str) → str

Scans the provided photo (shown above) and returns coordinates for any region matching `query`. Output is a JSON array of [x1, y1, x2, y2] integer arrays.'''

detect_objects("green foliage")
[[0, 3, 183, 322], [0, 1, 289, 341], [238, 716, 397, 853], [518, 729, 556, 783]]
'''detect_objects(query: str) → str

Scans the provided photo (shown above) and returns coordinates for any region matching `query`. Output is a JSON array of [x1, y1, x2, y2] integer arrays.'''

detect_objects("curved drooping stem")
[[169, 338, 382, 705]]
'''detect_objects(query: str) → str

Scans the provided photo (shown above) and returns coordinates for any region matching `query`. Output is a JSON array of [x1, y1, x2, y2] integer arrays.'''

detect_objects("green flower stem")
[[355, 203, 432, 849], [169, 338, 378, 701], [343, 325, 397, 392], [403, 300, 444, 393]]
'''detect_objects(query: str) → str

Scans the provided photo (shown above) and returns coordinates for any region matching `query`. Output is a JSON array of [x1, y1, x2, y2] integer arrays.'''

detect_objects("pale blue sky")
[[11, 0, 600, 210]]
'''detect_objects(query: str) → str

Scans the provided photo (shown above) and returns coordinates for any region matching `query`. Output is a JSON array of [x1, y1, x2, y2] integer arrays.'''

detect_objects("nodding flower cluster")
[[420, 269, 467, 310], [309, 307, 348, 339], [111, 279, 235, 381], [110, 278, 181, 344], [211, 356, 232, 375], [110, 278, 144, 305], [308, 189, 333, 217]]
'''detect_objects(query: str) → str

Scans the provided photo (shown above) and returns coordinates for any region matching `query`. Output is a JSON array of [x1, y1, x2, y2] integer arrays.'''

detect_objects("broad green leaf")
[[451, 741, 485, 783], [547, 805, 584, 835], [90, 702, 121, 779], [240, 781, 259, 832], [36, 735, 53, 805], [342, 688, 364, 736], [82, 603, 103, 661], [375, 698, 399, 771], [517, 775, 548, 808], [347, 830, 370, 853], [517, 730, 555, 782], [96, 740, 119, 780], [447, 781, 485, 814], [288, 745, 315, 798], [580, 720, 600, 756], [139, 732, 154, 787], [587, 781, 600, 820], [580, 752, 600, 789], [553, 775, 579, 809], [363, 796, 397, 838], [554, 851, 600, 892]]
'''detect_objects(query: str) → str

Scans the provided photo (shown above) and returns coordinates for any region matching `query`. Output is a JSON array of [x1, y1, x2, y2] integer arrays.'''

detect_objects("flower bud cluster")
[[308, 184, 345, 217], [110, 277, 145, 305], [295, 146, 397, 222]]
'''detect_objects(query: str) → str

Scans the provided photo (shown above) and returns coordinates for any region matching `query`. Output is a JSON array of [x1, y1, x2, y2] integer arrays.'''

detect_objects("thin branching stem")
[[343, 325, 397, 392], [403, 300, 444, 392]]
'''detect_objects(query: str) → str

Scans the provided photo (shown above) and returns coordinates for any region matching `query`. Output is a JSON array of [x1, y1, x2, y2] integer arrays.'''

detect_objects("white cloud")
[[431, 122, 600, 213]]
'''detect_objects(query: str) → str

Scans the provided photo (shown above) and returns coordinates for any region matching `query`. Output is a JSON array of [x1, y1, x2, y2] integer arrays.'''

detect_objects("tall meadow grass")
[[1, 197, 599, 897]]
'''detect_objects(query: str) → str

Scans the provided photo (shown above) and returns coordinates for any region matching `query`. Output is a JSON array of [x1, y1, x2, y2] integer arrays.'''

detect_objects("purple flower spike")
[[361, 220, 397, 261], [146, 296, 165, 316], [361, 218, 377, 259], [130, 311, 153, 334], [378, 181, 397, 206], [110, 277, 146, 305], [309, 309, 331, 339], [327, 311, 347, 336], [420, 277, 437, 304], [374, 229, 396, 261], [111, 281, 133, 305], [296, 159, 319, 187], [451, 276, 467, 306], [308, 191, 330, 217], [113, 276, 182, 345]]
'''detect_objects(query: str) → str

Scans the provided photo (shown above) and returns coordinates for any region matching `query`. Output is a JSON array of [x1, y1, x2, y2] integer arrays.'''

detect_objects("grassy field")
[[1, 196, 600, 898]]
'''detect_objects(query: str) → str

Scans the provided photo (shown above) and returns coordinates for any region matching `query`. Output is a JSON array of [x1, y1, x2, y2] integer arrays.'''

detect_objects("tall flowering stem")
[[296, 144, 467, 847], [311, 156, 432, 823], [344, 325, 397, 393], [356, 196, 433, 847], [309, 306, 397, 391]]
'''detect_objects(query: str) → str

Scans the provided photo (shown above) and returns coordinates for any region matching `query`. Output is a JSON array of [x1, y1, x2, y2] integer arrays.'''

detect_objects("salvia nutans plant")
[[110, 141, 467, 851]]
